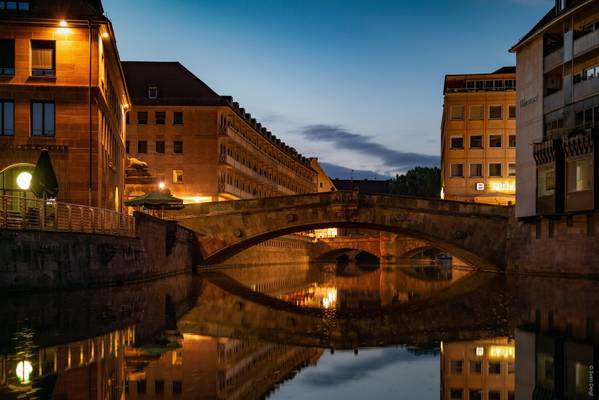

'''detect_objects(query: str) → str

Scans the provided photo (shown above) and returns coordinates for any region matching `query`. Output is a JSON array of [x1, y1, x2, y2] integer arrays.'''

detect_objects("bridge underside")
[[167, 191, 511, 270]]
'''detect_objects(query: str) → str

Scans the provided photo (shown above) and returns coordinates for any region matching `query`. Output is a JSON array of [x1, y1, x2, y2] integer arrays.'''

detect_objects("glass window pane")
[[32, 102, 43, 135], [44, 103, 54, 135], [3, 101, 13, 135]]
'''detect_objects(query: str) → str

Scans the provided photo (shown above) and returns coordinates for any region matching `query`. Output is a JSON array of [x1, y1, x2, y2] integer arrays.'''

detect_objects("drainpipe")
[[88, 20, 93, 207]]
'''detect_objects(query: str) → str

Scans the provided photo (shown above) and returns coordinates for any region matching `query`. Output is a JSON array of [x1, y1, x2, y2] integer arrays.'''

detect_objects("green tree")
[[389, 166, 441, 198]]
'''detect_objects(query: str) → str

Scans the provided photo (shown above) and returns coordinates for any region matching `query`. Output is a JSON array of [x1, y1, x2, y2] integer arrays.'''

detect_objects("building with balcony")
[[441, 68, 517, 205], [0, 0, 130, 210], [512, 0, 599, 217], [122, 61, 317, 203]]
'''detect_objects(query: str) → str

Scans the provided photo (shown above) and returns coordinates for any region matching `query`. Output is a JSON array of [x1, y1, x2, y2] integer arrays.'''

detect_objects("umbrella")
[[30, 149, 59, 199], [124, 192, 184, 210]]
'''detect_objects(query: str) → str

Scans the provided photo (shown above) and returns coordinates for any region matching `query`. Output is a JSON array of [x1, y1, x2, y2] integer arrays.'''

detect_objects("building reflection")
[[124, 334, 322, 400], [441, 337, 515, 400]]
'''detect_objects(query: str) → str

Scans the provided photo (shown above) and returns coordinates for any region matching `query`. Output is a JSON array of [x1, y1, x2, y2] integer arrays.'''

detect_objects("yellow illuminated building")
[[441, 68, 517, 205], [441, 337, 515, 400]]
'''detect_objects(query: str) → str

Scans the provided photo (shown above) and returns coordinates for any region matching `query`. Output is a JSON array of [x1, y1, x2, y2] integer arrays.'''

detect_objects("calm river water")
[[0, 261, 597, 399]]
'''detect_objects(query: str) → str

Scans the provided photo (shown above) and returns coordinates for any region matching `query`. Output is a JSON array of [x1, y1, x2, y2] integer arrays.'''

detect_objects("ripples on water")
[[0, 260, 597, 399]]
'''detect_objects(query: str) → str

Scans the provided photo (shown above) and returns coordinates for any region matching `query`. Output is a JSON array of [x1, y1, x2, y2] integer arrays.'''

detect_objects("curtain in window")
[[32, 46, 54, 70]]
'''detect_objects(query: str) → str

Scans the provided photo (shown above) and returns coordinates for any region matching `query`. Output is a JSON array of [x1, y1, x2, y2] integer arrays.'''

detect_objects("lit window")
[[450, 136, 464, 149], [31, 101, 54, 136], [0, 39, 15, 75], [173, 111, 183, 125], [567, 157, 593, 193], [489, 105, 503, 120], [148, 86, 158, 99], [470, 105, 484, 120], [155, 111, 165, 124], [470, 135, 483, 148], [489, 135, 502, 148], [31, 40, 55, 77], [0, 100, 14, 136], [173, 140, 183, 154], [450, 105, 464, 120], [173, 169, 183, 183], [451, 164, 464, 177]]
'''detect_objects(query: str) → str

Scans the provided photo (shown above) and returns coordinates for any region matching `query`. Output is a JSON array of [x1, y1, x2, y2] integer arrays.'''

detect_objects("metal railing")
[[0, 195, 136, 236]]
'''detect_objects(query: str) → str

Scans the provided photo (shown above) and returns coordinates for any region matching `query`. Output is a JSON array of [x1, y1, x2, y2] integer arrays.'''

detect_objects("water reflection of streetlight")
[[16, 360, 33, 383]]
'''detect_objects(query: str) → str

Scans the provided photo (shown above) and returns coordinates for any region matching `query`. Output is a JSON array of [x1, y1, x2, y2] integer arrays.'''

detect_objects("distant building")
[[310, 158, 336, 192], [441, 67, 517, 205], [122, 61, 317, 203], [0, 0, 130, 209], [511, 0, 599, 218], [331, 179, 392, 194]]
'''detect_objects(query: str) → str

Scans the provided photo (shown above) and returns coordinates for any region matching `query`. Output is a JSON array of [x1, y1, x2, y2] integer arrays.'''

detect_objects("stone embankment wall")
[[0, 212, 198, 292], [507, 213, 599, 276]]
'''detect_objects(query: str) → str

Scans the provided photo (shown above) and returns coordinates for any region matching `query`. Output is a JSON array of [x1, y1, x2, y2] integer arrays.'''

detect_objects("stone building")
[[512, 0, 599, 217], [0, 0, 129, 210], [441, 68, 517, 205], [122, 61, 317, 203]]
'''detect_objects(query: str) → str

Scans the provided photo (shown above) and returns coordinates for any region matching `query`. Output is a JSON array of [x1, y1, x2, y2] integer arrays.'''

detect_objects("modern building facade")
[[441, 68, 517, 205], [512, 0, 599, 218], [0, 0, 130, 210], [122, 62, 317, 203]]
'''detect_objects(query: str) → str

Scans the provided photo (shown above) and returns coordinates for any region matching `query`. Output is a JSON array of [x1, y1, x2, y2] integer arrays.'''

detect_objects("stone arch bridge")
[[167, 191, 511, 269]]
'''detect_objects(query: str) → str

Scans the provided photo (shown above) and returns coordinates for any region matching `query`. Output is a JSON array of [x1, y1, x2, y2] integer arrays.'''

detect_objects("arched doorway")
[[0, 163, 36, 198]]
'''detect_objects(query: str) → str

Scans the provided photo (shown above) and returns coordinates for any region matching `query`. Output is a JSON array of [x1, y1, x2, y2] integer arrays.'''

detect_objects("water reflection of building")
[[0, 326, 134, 400], [441, 338, 515, 400], [125, 334, 322, 400]]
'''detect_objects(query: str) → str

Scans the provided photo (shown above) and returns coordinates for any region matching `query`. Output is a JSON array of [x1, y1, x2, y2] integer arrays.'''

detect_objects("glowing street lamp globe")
[[16, 171, 32, 190], [16, 360, 33, 383]]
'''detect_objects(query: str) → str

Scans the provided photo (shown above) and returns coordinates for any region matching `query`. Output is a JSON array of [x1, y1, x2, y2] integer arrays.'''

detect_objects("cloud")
[[319, 162, 391, 180], [301, 124, 439, 171]]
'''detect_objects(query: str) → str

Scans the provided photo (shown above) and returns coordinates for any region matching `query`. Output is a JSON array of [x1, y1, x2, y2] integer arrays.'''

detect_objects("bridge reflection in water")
[[0, 262, 597, 399]]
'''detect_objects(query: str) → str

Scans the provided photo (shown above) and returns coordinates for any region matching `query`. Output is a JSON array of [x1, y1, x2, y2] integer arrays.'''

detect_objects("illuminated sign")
[[475, 346, 484, 356], [488, 345, 515, 359], [490, 181, 515, 193], [475, 183, 485, 191]]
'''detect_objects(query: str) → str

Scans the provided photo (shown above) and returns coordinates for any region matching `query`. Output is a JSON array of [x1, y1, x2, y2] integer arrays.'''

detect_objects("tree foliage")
[[389, 167, 441, 198]]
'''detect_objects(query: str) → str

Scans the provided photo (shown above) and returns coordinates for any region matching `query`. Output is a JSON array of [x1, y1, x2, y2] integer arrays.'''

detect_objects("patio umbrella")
[[124, 192, 184, 210], [30, 149, 59, 199]]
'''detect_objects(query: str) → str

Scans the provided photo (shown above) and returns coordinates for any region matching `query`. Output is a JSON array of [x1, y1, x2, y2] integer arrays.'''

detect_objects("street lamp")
[[16, 171, 32, 190], [158, 182, 166, 190]]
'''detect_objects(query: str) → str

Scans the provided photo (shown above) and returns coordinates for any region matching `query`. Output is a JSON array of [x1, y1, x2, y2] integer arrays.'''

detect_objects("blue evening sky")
[[103, 0, 553, 178]]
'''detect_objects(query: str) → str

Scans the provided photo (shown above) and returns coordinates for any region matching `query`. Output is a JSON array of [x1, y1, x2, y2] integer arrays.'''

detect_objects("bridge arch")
[[315, 247, 380, 263], [168, 191, 510, 270]]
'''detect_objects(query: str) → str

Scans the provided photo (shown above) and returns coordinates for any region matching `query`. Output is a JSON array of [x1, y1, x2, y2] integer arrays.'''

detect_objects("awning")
[[124, 192, 184, 210]]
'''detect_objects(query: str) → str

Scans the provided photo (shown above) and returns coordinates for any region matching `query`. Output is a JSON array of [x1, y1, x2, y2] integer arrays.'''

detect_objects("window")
[[173, 141, 183, 154], [489, 135, 502, 148], [451, 164, 464, 177], [450, 105, 464, 120], [538, 167, 555, 197], [449, 388, 463, 400], [137, 111, 147, 124], [489, 362, 501, 374], [173, 111, 183, 125], [155, 380, 164, 393], [0, 100, 14, 136], [155, 111, 165, 124], [508, 135, 516, 148], [156, 140, 165, 153], [0, 1, 29, 10], [148, 86, 158, 99], [450, 136, 464, 149], [0, 39, 15, 75], [509, 105, 517, 119], [507, 361, 515, 374], [508, 392, 515, 400], [125, 112, 130, 125], [509, 163, 516, 177], [469, 390, 482, 400], [489, 105, 503, 120], [173, 169, 183, 183], [470, 105, 484, 120], [470, 360, 482, 374], [567, 157, 593, 193], [137, 140, 147, 153], [488, 391, 501, 400], [489, 163, 502, 177], [31, 101, 54, 136], [450, 360, 463, 374], [125, 140, 130, 154], [137, 380, 147, 394], [470, 135, 483, 148], [172, 381, 182, 394], [31, 40, 55, 76], [470, 164, 483, 177]]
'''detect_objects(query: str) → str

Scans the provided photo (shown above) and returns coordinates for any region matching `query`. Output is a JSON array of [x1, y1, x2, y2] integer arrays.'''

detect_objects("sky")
[[103, 0, 554, 179]]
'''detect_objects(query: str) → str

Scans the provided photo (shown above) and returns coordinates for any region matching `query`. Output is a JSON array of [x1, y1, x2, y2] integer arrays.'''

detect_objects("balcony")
[[219, 153, 274, 188], [573, 29, 599, 58], [543, 90, 564, 113], [573, 77, 599, 103], [544, 47, 563, 73]]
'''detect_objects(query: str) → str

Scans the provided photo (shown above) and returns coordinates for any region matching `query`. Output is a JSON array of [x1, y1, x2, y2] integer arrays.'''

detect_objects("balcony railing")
[[544, 47, 563, 73], [574, 29, 599, 58], [0, 195, 135, 236], [574, 76, 599, 102]]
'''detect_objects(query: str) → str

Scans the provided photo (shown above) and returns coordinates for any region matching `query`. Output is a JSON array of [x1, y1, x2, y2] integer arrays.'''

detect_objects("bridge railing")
[[0, 195, 136, 236]]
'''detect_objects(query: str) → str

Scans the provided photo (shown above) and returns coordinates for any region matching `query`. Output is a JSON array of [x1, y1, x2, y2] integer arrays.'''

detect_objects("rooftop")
[[0, 0, 107, 21]]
